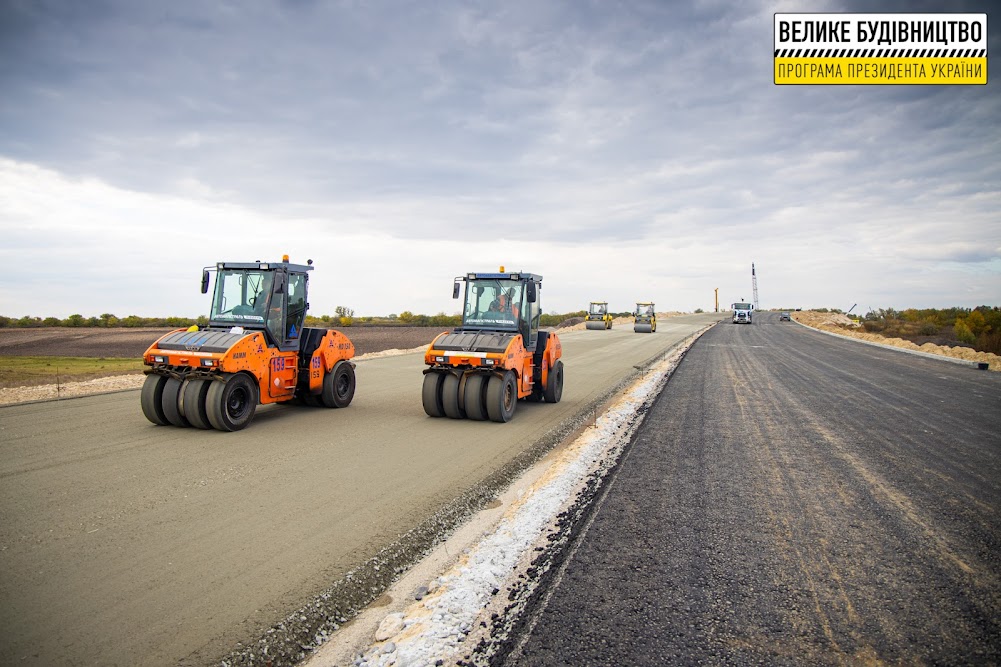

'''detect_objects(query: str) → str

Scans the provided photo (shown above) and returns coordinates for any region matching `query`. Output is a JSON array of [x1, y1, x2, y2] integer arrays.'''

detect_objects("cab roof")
[[462, 271, 542, 282], [217, 260, 313, 273]]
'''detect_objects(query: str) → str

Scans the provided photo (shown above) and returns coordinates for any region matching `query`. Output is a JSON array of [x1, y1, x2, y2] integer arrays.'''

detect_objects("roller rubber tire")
[[525, 363, 545, 402], [161, 377, 190, 427], [182, 378, 212, 429], [442, 373, 465, 419], [140, 375, 169, 426], [486, 372, 517, 423], [463, 374, 489, 421], [422, 372, 446, 418], [322, 361, 356, 408], [206, 373, 258, 431], [544, 360, 564, 404]]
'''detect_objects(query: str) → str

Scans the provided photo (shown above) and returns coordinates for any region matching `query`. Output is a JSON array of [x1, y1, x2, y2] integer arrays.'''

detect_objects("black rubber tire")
[[422, 371, 446, 418], [140, 375, 169, 426], [161, 377, 190, 427], [463, 374, 489, 421], [526, 364, 545, 403], [206, 373, 258, 431], [322, 361, 356, 408], [182, 379, 212, 429], [544, 360, 564, 404], [442, 372, 465, 419], [486, 372, 517, 423]]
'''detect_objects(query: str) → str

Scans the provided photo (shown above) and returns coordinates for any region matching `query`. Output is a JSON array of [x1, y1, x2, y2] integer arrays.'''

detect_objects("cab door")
[[263, 270, 299, 398]]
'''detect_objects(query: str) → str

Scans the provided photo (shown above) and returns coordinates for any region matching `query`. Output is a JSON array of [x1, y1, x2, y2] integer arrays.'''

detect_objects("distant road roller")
[[422, 268, 563, 423], [141, 256, 356, 431], [585, 301, 613, 330], [634, 302, 657, 333]]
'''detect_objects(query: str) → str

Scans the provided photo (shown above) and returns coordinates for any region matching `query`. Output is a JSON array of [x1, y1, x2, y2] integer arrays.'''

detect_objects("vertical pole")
[[714, 288, 719, 312]]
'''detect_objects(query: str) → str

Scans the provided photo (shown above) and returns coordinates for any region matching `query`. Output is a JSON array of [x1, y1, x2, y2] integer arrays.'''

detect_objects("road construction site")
[[3, 310, 999, 666], [0, 314, 721, 666]]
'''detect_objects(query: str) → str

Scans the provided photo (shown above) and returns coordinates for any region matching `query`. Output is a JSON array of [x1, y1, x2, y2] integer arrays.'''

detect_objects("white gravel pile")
[[0, 373, 145, 405]]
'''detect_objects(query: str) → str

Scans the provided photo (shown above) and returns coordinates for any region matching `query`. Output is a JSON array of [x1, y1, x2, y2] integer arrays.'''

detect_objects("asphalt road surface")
[[0, 313, 721, 666], [498, 312, 1001, 665]]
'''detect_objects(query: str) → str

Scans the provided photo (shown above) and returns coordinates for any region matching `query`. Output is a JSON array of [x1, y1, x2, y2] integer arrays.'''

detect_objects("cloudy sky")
[[1, 0, 997, 319]]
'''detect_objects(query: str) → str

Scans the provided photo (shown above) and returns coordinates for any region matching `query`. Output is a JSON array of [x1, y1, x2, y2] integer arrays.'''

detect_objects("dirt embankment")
[[792, 311, 999, 371]]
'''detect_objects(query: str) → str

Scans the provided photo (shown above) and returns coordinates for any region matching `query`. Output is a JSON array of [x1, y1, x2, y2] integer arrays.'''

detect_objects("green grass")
[[0, 356, 145, 388]]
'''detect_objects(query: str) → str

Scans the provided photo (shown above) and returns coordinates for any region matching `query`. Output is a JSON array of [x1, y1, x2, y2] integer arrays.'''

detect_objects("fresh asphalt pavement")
[[497, 311, 1001, 666]]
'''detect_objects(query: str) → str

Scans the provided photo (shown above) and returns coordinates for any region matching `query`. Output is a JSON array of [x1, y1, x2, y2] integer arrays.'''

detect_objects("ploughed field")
[[0, 326, 442, 360]]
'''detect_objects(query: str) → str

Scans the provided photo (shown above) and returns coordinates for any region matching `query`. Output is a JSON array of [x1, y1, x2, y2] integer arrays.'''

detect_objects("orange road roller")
[[141, 256, 356, 431], [422, 268, 563, 422]]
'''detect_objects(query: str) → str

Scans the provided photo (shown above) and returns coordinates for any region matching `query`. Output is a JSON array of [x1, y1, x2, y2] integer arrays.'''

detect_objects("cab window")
[[285, 273, 307, 339]]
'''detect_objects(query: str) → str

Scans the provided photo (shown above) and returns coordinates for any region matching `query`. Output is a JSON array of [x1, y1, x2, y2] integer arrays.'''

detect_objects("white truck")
[[732, 302, 754, 324]]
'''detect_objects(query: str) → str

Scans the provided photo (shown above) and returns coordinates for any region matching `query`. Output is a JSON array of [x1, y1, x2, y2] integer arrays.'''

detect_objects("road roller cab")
[[585, 301, 613, 330], [140, 256, 356, 431], [634, 302, 656, 333], [422, 268, 563, 422]]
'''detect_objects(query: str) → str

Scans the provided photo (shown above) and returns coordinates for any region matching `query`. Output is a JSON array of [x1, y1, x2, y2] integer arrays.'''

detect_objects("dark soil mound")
[[556, 317, 585, 329]]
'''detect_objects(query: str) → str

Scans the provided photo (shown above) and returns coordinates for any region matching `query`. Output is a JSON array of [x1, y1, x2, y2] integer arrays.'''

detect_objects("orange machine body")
[[143, 327, 354, 405], [424, 328, 561, 399]]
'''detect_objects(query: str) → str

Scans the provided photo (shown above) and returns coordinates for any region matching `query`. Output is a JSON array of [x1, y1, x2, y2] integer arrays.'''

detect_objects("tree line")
[[0, 314, 206, 328], [861, 306, 1001, 355], [0, 309, 590, 329]]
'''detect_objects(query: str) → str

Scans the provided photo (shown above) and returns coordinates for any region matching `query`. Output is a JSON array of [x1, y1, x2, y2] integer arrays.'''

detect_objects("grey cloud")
[[0, 0, 998, 311]]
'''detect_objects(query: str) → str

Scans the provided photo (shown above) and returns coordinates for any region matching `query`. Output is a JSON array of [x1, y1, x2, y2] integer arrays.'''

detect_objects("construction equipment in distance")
[[422, 268, 563, 423], [141, 256, 356, 431], [732, 300, 754, 324], [634, 302, 657, 333], [585, 301, 613, 330]]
